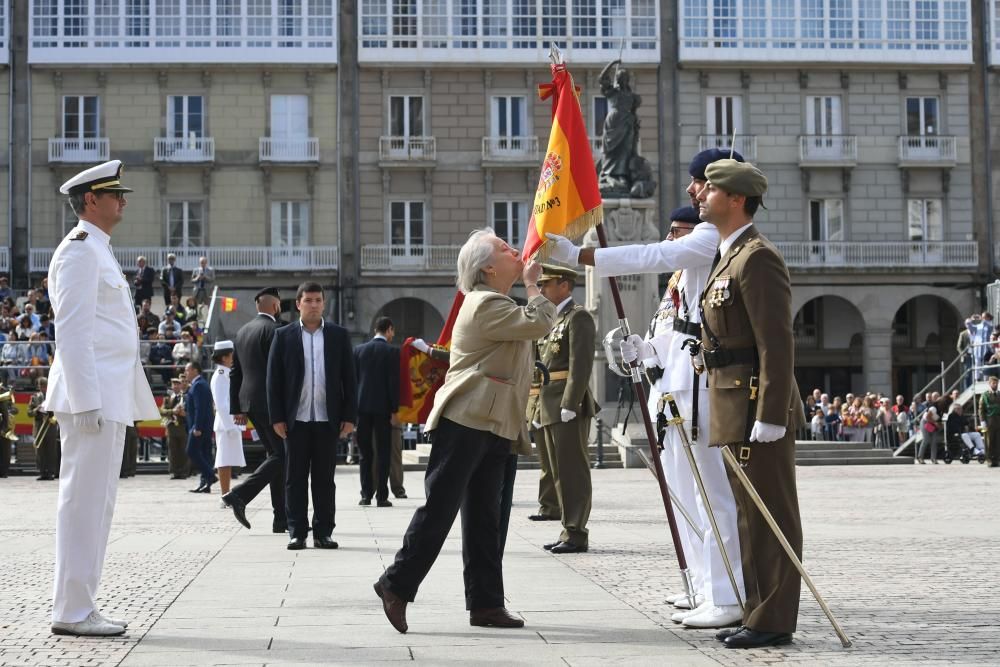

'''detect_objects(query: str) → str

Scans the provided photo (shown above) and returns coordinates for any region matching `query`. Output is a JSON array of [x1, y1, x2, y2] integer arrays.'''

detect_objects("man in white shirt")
[[45, 160, 160, 637]]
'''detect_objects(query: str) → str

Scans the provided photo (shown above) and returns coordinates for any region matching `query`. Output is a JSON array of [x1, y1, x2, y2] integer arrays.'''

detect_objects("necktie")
[[711, 250, 721, 271]]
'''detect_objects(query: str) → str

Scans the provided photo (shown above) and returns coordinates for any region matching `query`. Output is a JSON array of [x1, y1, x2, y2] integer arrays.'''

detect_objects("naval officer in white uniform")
[[45, 160, 160, 637], [545, 149, 747, 630]]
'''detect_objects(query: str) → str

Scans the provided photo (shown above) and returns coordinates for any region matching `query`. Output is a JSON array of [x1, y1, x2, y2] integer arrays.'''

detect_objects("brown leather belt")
[[529, 370, 569, 395]]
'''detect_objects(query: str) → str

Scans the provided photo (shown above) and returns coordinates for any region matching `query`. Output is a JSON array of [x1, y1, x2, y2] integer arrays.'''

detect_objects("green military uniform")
[[527, 373, 560, 520], [978, 380, 1000, 467], [0, 384, 17, 478], [161, 382, 190, 478], [528, 265, 599, 548], [699, 160, 805, 635], [28, 389, 60, 480]]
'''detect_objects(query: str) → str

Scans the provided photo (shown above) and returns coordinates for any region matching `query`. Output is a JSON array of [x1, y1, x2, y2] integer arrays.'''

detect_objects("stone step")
[[795, 440, 873, 452], [797, 456, 914, 466], [796, 448, 897, 459]]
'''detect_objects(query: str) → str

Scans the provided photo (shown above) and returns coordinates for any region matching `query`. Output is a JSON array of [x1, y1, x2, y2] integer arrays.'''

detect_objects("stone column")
[[863, 326, 894, 396]]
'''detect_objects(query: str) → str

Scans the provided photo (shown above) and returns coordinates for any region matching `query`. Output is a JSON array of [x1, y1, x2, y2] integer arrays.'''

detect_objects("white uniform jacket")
[[42, 220, 159, 423], [210, 366, 242, 433], [593, 223, 719, 392]]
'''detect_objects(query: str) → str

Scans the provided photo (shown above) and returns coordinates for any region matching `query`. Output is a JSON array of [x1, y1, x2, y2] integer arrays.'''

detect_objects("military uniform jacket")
[[42, 220, 159, 423], [531, 300, 599, 428], [160, 392, 186, 434], [425, 285, 556, 454], [699, 225, 804, 447]]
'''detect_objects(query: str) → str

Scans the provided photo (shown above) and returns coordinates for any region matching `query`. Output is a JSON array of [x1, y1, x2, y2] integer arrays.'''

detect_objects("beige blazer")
[[425, 284, 556, 454]]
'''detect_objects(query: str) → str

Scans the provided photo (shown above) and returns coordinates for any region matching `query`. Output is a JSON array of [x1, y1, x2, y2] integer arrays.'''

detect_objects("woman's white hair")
[[456, 227, 498, 294]]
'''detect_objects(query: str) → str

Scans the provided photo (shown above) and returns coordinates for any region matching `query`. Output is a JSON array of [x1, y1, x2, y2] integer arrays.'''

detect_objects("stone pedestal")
[[583, 197, 662, 417]]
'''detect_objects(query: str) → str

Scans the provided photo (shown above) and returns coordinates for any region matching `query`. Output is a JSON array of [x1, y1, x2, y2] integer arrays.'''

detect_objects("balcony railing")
[[799, 136, 857, 165], [482, 136, 539, 163], [0, 4, 7, 65], [898, 136, 957, 166], [29, 1, 336, 64], [359, 0, 659, 64], [680, 0, 971, 65], [154, 137, 215, 163], [775, 241, 977, 269], [0, 247, 9, 273], [259, 137, 320, 163], [360, 245, 462, 273], [29, 246, 338, 274], [379, 136, 437, 162], [697, 135, 757, 162], [48, 137, 110, 163]]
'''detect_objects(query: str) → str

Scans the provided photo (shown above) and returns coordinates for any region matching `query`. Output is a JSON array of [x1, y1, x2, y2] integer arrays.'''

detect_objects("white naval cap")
[[59, 159, 134, 195], [213, 340, 235, 353]]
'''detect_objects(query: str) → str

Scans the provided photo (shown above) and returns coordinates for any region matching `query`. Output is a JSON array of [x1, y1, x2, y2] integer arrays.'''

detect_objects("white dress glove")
[[560, 408, 576, 423], [620, 334, 657, 364], [74, 409, 104, 434], [412, 338, 431, 353], [531, 421, 542, 430], [749, 420, 786, 443], [544, 233, 581, 265]]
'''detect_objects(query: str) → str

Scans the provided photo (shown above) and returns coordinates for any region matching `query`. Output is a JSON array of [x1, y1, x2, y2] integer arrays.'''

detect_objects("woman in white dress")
[[210, 340, 245, 500]]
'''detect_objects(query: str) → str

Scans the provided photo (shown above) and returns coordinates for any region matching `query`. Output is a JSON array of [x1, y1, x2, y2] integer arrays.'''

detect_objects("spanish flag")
[[221, 297, 238, 312], [397, 291, 464, 424], [521, 61, 603, 261]]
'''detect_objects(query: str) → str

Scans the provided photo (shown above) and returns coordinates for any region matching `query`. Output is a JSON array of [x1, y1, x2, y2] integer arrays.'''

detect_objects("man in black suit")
[[160, 253, 184, 305], [267, 282, 357, 551], [222, 288, 287, 533], [354, 317, 400, 507], [132, 256, 155, 308]]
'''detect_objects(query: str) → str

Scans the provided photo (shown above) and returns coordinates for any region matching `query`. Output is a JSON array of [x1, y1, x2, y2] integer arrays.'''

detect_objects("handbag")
[[923, 421, 937, 433]]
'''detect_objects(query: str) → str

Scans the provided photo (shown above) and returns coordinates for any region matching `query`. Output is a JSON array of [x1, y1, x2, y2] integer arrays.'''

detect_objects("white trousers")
[[52, 415, 127, 624], [653, 389, 746, 607]]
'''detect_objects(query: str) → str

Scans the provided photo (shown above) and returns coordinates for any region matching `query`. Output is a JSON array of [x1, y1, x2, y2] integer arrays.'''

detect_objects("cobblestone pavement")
[[0, 460, 996, 666]]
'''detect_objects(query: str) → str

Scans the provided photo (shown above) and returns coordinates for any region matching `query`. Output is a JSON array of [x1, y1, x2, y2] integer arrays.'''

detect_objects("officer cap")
[[704, 159, 768, 197], [59, 159, 133, 195], [669, 205, 701, 226], [213, 340, 234, 353], [538, 263, 579, 283], [255, 287, 281, 301], [688, 148, 744, 181]]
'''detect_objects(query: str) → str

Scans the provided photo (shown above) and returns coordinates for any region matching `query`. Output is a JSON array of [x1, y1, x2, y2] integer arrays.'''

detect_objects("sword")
[[633, 447, 705, 543], [664, 393, 744, 612], [720, 447, 852, 648]]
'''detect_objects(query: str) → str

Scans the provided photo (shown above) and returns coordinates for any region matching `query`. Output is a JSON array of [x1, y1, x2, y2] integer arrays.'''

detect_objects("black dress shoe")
[[272, 521, 288, 534], [528, 514, 560, 521], [222, 492, 251, 530], [543, 541, 561, 551], [715, 625, 746, 642], [359, 498, 372, 506], [374, 581, 408, 634], [287, 537, 307, 550], [393, 492, 407, 499], [314, 536, 339, 549], [377, 499, 393, 508], [550, 541, 588, 554], [188, 483, 208, 493], [723, 627, 793, 649]]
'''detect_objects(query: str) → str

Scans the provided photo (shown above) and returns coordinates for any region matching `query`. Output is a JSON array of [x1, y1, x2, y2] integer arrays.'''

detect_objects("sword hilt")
[[663, 392, 684, 426]]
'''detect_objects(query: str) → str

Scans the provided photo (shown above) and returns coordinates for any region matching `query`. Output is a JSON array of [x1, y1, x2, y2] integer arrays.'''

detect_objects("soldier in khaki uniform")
[[695, 160, 805, 649], [29, 376, 61, 480], [528, 264, 598, 554], [526, 380, 560, 522], [161, 377, 190, 479], [0, 382, 17, 478], [979, 376, 1000, 467]]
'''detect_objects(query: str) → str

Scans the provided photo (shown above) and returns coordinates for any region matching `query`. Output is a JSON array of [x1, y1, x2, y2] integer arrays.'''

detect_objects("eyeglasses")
[[668, 225, 696, 235], [99, 192, 126, 201]]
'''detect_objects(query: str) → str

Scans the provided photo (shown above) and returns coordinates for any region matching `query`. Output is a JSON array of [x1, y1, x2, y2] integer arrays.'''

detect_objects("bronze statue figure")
[[597, 60, 657, 199]]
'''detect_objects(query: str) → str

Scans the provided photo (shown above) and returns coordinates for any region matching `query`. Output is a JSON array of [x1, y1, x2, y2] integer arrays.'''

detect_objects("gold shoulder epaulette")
[[70, 230, 88, 241]]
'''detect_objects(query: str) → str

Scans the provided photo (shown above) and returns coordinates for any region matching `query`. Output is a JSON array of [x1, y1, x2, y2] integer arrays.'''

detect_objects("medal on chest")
[[708, 276, 731, 308]]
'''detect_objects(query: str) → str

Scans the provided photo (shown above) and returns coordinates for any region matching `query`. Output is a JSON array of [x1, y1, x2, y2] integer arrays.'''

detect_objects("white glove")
[[545, 233, 581, 265], [412, 338, 431, 354], [749, 420, 786, 443], [620, 334, 657, 364], [531, 421, 542, 430], [74, 409, 104, 434], [560, 408, 576, 423]]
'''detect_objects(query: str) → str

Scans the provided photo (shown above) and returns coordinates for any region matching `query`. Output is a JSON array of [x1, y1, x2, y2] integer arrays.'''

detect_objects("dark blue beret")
[[669, 206, 702, 225], [688, 148, 745, 181]]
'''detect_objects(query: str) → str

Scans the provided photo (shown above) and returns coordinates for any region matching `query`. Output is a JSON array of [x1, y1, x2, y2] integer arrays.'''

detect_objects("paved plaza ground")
[[0, 459, 996, 666]]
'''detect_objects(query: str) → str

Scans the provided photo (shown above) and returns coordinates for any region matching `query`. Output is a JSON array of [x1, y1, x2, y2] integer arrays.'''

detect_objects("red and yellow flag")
[[521, 61, 603, 260], [397, 291, 465, 424], [221, 297, 238, 312]]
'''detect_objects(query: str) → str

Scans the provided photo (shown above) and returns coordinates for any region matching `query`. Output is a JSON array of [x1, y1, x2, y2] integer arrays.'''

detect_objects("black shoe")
[[716, 625, 746, 642], [723, 627, 793, 649], [377, 499, 393, 508], [189, 483, 209, 493], [528, 514, 560, 521], [359, 498, 372, 506], [314, 536, 339, 549], [287, 537, 307, 550], [549, 541, 588, 554], [273, 521, 288, 534], [543, 541, 561, 551], [393, 492, 407, 499], [222, 492, 251, 530]]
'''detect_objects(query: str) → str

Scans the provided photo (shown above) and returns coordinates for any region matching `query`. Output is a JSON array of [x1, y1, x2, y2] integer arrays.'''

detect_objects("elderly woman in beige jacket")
[[375, 228, 556, 634]]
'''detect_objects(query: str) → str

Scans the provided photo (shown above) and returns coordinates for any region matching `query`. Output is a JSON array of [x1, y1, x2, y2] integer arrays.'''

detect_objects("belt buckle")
[[739, 445, 751, 467], [749, 375, 759, 401]]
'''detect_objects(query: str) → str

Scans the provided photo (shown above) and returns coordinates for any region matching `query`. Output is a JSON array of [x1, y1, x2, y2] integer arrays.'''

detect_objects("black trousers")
[[379, 418, 509, 610], [498, 453, 518, 559], [357, 412, 392, 502], [229, 410, 287, 525], [285, 420, 337, 540]]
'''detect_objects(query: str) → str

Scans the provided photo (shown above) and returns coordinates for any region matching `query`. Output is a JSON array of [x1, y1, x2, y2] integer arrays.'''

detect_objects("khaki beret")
[[539, 263, 579, 282], [705, 159, 768, 197]]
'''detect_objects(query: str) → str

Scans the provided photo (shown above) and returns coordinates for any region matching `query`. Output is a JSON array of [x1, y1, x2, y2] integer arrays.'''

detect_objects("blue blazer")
[[185, 375, 214, 433], [353, 337, 400, 415], [266, 321, 358, 433]]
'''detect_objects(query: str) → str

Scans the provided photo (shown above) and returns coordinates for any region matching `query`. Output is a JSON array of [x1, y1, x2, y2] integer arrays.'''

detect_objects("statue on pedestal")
[[596, 60, 657, 199]]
